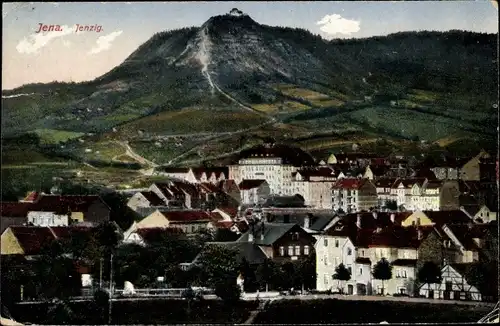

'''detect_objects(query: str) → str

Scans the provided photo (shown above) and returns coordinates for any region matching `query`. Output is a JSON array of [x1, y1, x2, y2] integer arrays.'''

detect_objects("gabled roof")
[[197, 241, 268, 265], [332, 178, 369, 190], [1, 202, 33, 218], [374, 178, 399, 188], [237, 222, 299, 246], [422, 210, 472, 226], [159, 210, 211, 223], [138, 191, 165, 206], [444, 224, 488, 251], [199, 182, 220, 193], [266, 213, 334, 232], [21, 191, 41, 203], [369, 226, 432, 249], [392, 178, 427, 189], [296, 167, 336, 179], [32, 195, 108, 215], [49, 225, 94, 240], [9, 226, 56, 255], [191, 167, 229, 179], [238, 179, 267, 190], [135, 227, 185, 243], [215, 207, 238, 218], [368, 165, 390, 177]]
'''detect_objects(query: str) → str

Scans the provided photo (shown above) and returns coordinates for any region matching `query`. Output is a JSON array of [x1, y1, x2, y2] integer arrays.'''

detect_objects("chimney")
[[304, 216, 310, 229], [390, 213, 395, 224], [356, 214, 362, 229], [417, 228, 423, 240], [260, 221, 265, 241]]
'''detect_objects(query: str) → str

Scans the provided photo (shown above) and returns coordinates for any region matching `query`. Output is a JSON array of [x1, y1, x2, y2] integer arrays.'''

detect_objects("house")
[[440, 224, 487, 263], [387, 259, 417, 296], [236, 222, 316, 263], [332, 179, 378, 213], [416, 227, 457, 271], [459, 150, 490, 181], [2, 195, 111, 227], [127, 191, 166, 211], [408, 180, 443, 212], [389, 178, 427, 210], [238, 179, 270, 205], [364, 165, 390, 180], [131, 210, 213, 235], [123, 227, 185, 246], [149, 181, 203, 209], [190, 167, 229, 184], [461, 204, 497, 223], [401, 210, 473, 227], [374, 178, 398, 209], [418, 264, 483, 301], [219, 179, 241, 204]]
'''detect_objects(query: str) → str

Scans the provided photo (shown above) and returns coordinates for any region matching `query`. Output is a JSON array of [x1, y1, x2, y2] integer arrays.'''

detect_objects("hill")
[[1, 12, 497, 165]]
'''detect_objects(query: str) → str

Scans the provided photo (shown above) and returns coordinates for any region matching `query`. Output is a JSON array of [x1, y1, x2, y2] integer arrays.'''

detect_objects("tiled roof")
[[32, 195, 108, 215], [22, 191, 41, 203], [212, 221, 235, 229], [332, 178, 368, 190], [296, 167, 336, 178], [237, 222, 298, 246], [239, 179, 267, 190], [208, 212, 225, 222], [199, 182, 220, 193], [136, 227, 185, 243], [216, 207, 238, 218], [198, 241, 268, 265], [139, 191, 165, 206], [10, 226, 56, 255], [49, 225, 94, 240], [369, 226, 432, 248], [1, 202, 33, 218], [356, 257, 371, 264], [423, 210, 472, 226], [266, 213, 334, 232], [392, 259, 417, 266], [1, 216, 27, 233], [331, 212, 409, 231], [159, 210, 211, 223], [445, 224, 488, 251]]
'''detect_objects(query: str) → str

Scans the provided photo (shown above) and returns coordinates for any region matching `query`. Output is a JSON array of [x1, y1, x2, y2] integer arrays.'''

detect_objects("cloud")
[[88, 30, 123, 55], [316, 14, 361, 37], [62, 39, 72, 48], [16, 25, 74, 54]]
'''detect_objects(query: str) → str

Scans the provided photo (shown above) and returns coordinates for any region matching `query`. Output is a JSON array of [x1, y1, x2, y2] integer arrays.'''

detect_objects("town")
[[1, 141, 498, 323]]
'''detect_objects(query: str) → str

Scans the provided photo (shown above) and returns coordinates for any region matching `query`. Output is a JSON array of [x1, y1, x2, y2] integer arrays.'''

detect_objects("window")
[[304, 245, 310, 255], [396, 270, 401, 278], [399, 288, 406, 295], [324, 255, 328, 266], [335, 240, 339, 248], [359, 268, 363, 276], [295, 246, 301, 256], [402, 270, 407, 278], [324, 274, 329, 285], [347, 248, 352, 256], [279, 246, 285, 256], [347, 266, 352, 275], [288, 246, 294, 256], [292, 232, 299, 240], [361, 250, 365, 256], [324, 238, 328, 247]]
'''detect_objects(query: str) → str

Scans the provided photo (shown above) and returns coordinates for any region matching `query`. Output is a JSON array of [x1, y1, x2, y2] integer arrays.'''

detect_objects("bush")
[[214, 280, 241, 304]]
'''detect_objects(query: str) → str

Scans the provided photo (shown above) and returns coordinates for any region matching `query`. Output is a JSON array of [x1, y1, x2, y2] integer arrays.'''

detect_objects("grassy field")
[[112, 108, 267, 136], [34, 129, 85, 144], [274, 84, 346, 108], [72, 141, 125, 161], [11, 299, 258, 325], [253, 100, 310, 113], [254, 299, 492, 324]]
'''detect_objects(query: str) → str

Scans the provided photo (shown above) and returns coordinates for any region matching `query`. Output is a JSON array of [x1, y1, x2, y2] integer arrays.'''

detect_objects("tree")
[[256, 259, 276, 292], [417, 261, 442, 298], [214, 279, 241, 304], [384, 200, 398, 211], [240, 258, 258, 293], [296, 255, 316, 292], [196, 244, 240, 290], [332, 263, 351, 294], [372, 258, 393, 295]]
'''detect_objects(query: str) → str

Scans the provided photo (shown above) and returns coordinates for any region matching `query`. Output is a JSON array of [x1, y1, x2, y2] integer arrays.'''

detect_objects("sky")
[[2, 1, 498, 90]]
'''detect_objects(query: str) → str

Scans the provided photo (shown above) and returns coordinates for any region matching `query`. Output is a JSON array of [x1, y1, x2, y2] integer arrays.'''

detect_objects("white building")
[[27, 211, 68, 227], [332, 179, 378, 213], [228, 143, 316, 196], [291, 168, 338, 209], [238, 179, 270, 205]]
